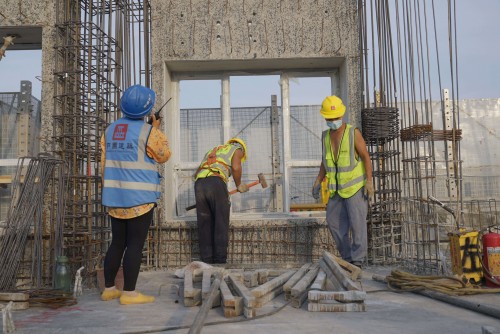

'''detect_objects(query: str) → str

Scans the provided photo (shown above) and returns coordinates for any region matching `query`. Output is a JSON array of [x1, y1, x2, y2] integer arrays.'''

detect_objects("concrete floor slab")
[[6, 267, 500, 334]]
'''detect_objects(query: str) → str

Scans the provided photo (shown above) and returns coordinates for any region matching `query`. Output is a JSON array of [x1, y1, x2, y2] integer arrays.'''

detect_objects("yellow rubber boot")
[[101, 288, 122, 301], [120, 292, 155, 305]]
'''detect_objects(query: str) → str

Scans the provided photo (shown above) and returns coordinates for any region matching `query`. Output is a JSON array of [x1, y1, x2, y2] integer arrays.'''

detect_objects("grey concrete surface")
[[6, 267, 500, 334]]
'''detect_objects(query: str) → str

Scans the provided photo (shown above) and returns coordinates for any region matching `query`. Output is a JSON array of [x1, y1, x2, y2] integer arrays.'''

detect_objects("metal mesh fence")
[[290, 105, 323, 160], [176, 104, 325, 215]]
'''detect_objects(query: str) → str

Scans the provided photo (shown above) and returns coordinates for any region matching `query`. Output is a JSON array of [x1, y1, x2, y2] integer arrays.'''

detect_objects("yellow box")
[[448, 229, 482, 284]]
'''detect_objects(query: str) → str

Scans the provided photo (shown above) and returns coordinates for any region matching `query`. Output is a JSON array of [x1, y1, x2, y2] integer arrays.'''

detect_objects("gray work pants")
[[326, 188, 368, 263], [194, 176, 231, 264]]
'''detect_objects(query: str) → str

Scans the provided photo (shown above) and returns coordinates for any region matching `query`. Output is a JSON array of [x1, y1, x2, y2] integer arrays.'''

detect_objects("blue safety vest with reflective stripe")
[[322, 124, 366, 198], [195, 144, 239, 183], [102, 117, 161, 208]]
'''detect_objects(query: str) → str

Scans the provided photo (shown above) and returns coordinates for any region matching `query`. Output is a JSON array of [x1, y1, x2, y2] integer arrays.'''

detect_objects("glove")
[[312, 182, 321, 200], [237, 183, 249, 193], [364, 182, 374, 201]]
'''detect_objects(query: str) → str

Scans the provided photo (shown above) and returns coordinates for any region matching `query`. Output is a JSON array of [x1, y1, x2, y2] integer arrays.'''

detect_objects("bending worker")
[[194, 138, 249, 264], [312, 96, 373, 267], [100, 85, 171, 304]]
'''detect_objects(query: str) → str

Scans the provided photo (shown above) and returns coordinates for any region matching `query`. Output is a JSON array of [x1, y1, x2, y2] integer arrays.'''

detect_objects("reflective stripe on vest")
[[322, 124, 366, 198], [102, 118, 161, 208], [195, 144, 239, 183]]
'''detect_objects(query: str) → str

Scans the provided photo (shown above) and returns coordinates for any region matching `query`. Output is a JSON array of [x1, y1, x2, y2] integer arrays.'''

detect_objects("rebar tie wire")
[[385, 269, 500, 296]]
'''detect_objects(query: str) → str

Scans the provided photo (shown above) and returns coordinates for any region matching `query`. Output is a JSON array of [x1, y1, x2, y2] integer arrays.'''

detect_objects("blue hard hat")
[[120, 85, 156, 118]]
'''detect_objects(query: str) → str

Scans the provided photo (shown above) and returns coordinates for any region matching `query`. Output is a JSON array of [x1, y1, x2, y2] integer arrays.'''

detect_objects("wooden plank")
[[310, 269, 326, 291], [219, 278, 236, 306], [308, 290, 366, 303], [256, 269, 269, 285], [229, 274, 256, 308], [184, 269, 198, 298], [184, 289, 201, 307], [243, 307, 256, 318], [251, 270, 295, 298], [0, 175, 13, 184], [201, 269, 221, 307], [318, 259, 344, 291], [268, 269, 289, 276], [322, 253, 360, 291], [220, 279, 243, 317], [290, 291, 308, 309], [0, 292, 29, 302], [291, 263, 319, 298], [201, 269, 212, 295], [290, 203, 326, 211], [243, 271, 259, 288], [323, 251, 362, 280], [308, 301, 365, 312], [254, 285, 283, 308], [184, 269, 201, 306], [188, 274, 222, 334], [283, 263, 311, 293]]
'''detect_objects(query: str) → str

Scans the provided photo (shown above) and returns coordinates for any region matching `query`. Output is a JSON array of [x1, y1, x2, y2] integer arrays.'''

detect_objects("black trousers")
[[104, 208, 153, 291], [194, 176, 230, 264]]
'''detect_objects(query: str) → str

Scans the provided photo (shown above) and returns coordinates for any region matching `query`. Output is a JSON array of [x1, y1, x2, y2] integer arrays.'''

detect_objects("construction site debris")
[[180, 251, 365, 319], [21, 289, 77, 309]]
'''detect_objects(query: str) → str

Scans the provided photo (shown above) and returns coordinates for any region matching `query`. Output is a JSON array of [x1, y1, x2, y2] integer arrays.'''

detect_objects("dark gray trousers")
[[194, 176, 231, 263]]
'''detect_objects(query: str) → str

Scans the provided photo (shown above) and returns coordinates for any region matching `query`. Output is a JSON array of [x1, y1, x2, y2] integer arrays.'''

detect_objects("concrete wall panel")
[[154, 0, 359, 61]]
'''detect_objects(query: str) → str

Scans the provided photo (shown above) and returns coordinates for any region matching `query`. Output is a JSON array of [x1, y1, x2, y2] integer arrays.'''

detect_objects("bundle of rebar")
[[25, 289, 77, 309], [0, 155, 66, 290], [401, 124, 462, 142]]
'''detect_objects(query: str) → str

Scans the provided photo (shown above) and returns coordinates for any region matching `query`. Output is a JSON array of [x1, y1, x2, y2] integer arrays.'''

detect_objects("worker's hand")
[[151, 113, 161, 129], [364, 182, 374, 202], [312, 181, 321, 200], [237, 183, 249, 193]]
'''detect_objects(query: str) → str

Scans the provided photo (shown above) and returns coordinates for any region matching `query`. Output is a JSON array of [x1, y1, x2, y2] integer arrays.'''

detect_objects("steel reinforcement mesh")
[[145, 220, 336, 268]]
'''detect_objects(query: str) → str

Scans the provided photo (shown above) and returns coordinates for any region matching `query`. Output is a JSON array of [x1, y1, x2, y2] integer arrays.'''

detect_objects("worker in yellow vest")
[[194, 138, 249, 264], [312, 96, 374, 268]]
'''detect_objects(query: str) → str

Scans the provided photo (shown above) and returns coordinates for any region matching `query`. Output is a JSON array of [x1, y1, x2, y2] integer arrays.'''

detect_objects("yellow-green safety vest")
[[322, 124, 366, 198], [195, 144, 239, 183]]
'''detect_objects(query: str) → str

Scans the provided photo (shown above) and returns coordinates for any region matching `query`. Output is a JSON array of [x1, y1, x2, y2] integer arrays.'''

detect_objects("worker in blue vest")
[[194, 138, 249, 264], [312, 96, 374, 268], [100, 85, 171, 304]]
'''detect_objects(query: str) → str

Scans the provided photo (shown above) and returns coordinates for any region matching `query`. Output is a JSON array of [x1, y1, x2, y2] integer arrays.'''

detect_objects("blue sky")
[[1, 1, 499, 102]]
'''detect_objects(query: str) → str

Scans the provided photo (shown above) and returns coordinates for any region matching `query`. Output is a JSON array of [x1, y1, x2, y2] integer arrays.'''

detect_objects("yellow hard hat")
[[320, 95, 346, 119], [227, 138, 247, 163]]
